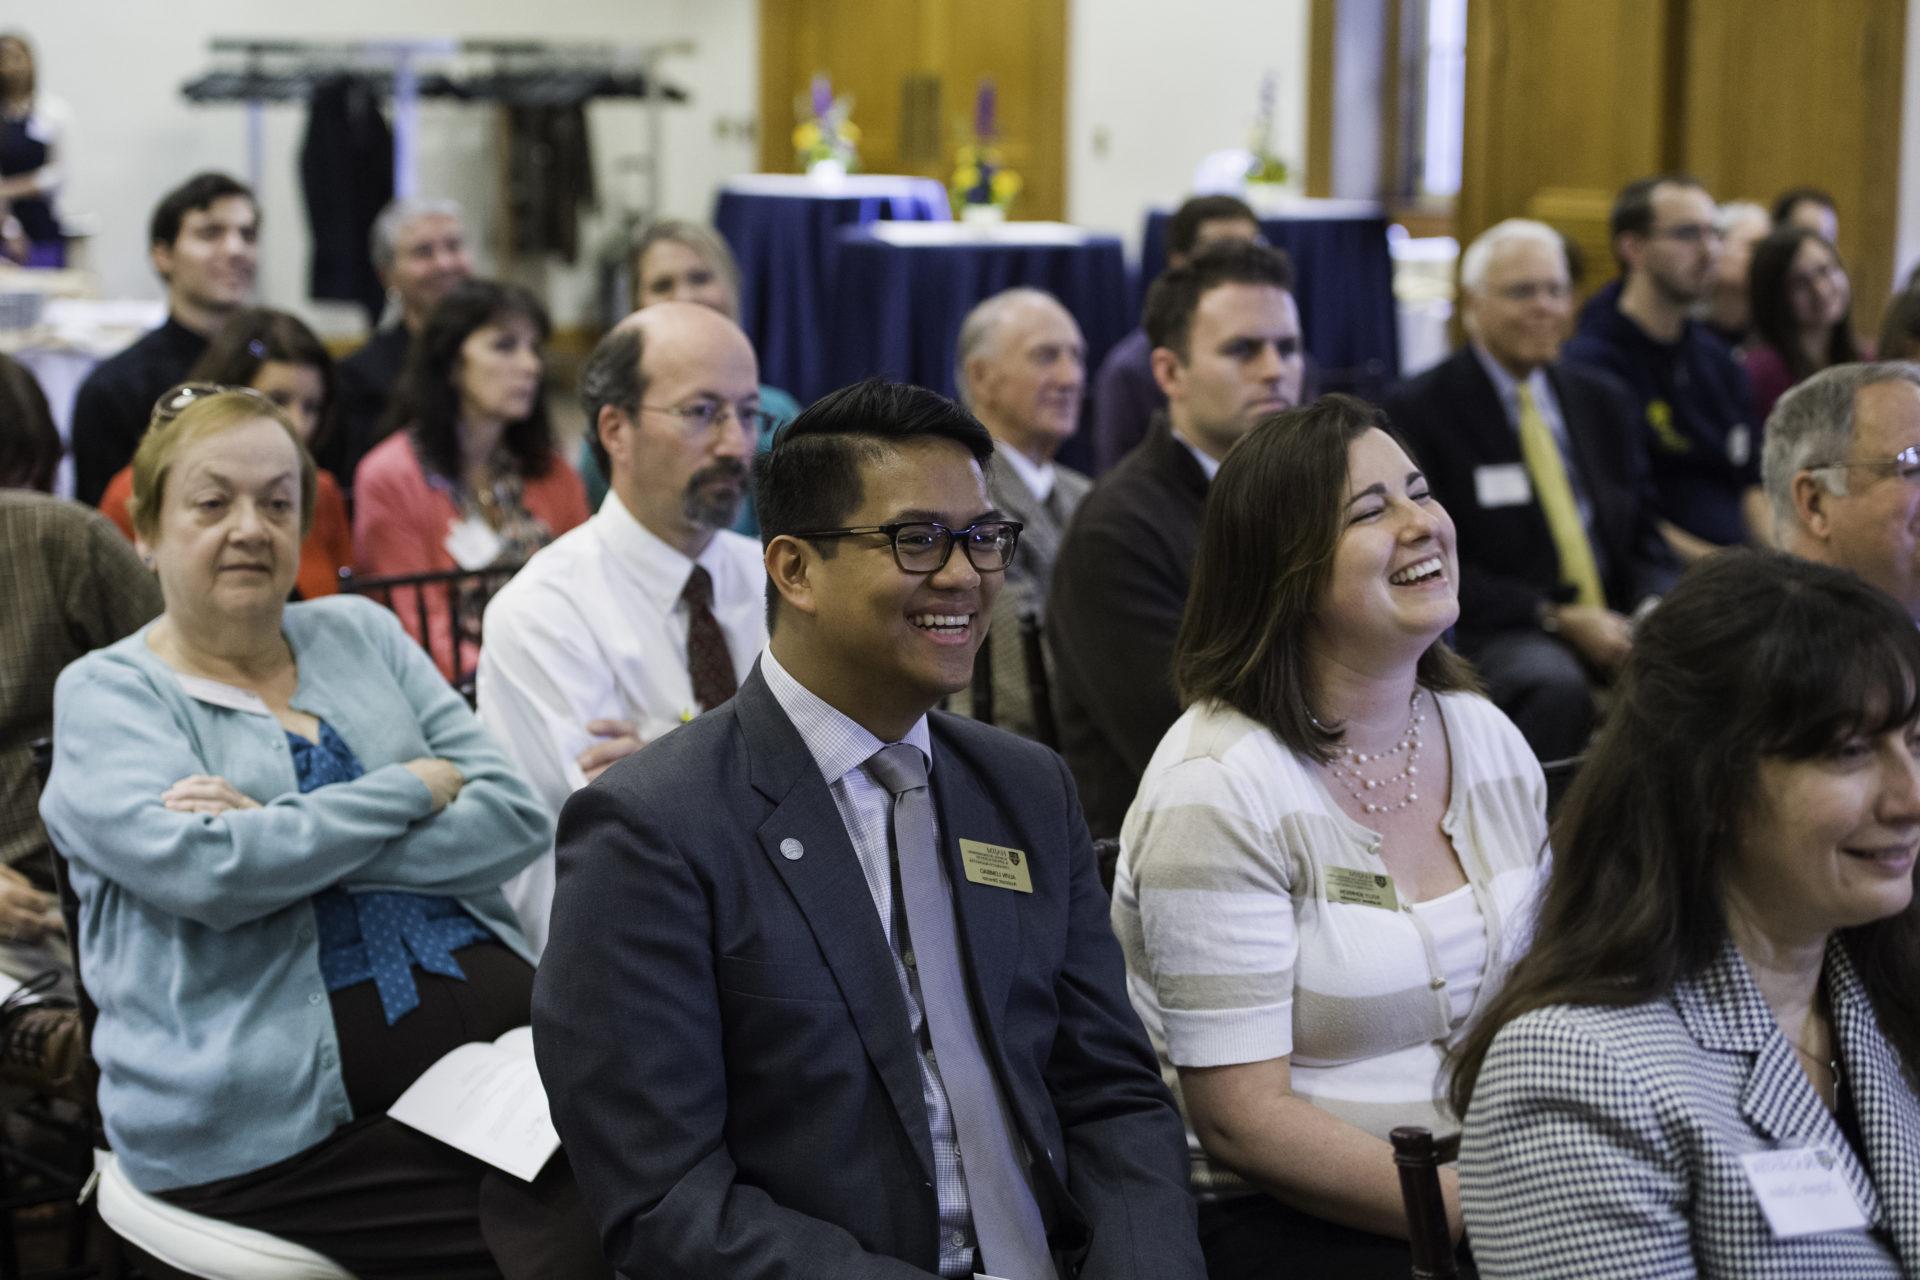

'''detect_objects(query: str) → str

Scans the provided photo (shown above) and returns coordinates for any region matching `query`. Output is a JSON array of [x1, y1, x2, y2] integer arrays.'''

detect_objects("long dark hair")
[[388, 279, 554, 484], [1174, 394, 1478, 763], [1449, 550, 1920, 1118], [187, 308, 338, 455], [0, 352, 59, 492], [1749, 227, 1861, 382]]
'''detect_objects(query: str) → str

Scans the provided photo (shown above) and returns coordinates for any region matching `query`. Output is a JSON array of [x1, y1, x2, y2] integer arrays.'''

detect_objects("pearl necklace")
[[1319, 690, 1426, 816]]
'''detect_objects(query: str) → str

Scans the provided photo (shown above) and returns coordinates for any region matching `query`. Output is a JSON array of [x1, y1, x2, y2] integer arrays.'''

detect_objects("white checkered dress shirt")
[[761, 650, 977, 1278]]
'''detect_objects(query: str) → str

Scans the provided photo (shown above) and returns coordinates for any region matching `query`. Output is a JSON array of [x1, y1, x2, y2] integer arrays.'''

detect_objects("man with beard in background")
[[478, 301, 767, 954]]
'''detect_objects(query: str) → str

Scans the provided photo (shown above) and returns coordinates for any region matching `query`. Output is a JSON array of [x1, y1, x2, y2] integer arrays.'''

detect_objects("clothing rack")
[[181, 37, 691, 206]]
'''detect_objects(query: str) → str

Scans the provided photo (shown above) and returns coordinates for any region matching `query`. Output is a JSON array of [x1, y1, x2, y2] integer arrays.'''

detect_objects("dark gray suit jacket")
[[533, 663, 1202, 1280]]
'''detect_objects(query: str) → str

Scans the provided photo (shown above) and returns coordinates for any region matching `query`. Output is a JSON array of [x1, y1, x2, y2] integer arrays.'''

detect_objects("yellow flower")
[[793, 122, 822, 150], [990, 170, 1023, 202], [842, 121, 861, 143], [953, 165, 981, 192]]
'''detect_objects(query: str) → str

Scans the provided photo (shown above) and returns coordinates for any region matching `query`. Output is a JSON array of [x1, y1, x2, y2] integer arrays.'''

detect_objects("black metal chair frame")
[[338, 563, 525, 705]]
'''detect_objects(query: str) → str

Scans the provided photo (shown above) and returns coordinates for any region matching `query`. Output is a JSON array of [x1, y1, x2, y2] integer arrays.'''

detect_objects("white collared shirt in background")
[[993, 441, 1057, 505], [477, 490, 768, 954]]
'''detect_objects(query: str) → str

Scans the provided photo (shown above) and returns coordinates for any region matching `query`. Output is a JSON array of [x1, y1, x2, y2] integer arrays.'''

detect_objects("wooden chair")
[[338, 563, 524, 704], [29, 740, 351, 1280], [1391, 1124, 1462, 1280]]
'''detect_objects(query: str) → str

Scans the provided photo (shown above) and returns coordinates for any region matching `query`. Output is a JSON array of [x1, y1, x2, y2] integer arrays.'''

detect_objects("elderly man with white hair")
[[1762, 360, 1920, 620], [330, 196, 474, 480], [951, 286, 1090, 739], [1383, 218, 1676, 761]]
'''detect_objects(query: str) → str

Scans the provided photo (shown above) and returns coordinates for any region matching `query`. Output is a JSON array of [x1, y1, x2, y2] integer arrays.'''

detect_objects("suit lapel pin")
[[779, 837, 805, 861]]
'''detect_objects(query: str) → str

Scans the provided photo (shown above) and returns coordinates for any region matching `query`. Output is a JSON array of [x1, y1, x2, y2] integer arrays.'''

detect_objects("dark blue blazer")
[[533, 661, 1202, 1280]]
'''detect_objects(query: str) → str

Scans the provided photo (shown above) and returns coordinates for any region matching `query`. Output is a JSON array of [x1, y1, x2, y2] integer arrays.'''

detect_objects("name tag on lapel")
[[444, 515, 505, 571], [1326, 866, 1400, 911], [958, 839, 1033, 893], [1473, 463, 1532, 509], [1740, 1147, 1869, 1237]]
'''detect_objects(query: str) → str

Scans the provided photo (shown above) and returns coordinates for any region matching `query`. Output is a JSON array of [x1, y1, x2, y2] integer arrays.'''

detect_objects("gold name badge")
[[1325, 865, 1400, 911], [958, 839, 1034, 893]]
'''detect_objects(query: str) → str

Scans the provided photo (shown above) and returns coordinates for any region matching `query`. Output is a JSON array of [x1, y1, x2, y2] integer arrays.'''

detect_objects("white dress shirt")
[[994, 441, 1057, 505], [477, 491, 768, 954], [759, 648, 981, 1278]]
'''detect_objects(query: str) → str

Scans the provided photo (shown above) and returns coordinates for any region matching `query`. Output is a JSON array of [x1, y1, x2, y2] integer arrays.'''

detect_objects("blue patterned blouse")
[[290, 722, 494, 1024]]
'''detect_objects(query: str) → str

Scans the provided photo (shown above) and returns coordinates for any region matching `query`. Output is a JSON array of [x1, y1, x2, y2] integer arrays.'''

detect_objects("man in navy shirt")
[[1564, 175, 1759, 562]]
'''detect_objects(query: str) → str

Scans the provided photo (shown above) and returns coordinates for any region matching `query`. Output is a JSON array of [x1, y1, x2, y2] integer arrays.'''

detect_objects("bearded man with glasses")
[[476, 301, 769, 955], [1763, 361, 1920, 621], [534, 376, 1206, 1280]]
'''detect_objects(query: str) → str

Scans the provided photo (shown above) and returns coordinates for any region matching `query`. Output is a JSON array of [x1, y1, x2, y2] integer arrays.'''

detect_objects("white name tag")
[[443, 515, 505, 571], [1740, 1147, 1868, 1237], [1727, 424, 1752, 467], [1474, 463, 1532, 509]]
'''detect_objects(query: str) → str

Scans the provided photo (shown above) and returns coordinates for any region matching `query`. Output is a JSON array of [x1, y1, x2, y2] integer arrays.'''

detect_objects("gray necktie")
[[866, 744, 1057, 1280]]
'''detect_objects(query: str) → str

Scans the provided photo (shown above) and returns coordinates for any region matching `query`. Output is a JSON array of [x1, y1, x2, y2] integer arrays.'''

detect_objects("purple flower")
[[974, 79, 996, 140], [812, 74, 833, 121]]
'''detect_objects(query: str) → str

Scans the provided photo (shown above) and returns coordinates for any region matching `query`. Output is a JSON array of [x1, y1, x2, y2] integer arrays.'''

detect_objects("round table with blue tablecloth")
[[827, 221, 1130, 474], [1139, 198, 1400, 398], [713, 174, 950, 405]]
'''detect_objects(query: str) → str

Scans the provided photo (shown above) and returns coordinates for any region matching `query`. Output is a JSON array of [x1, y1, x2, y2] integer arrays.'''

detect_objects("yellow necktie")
[[1517, 384, 1605, 609]]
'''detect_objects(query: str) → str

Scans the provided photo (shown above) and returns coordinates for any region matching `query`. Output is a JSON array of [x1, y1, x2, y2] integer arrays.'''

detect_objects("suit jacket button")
[[779, 838, 804, 860]]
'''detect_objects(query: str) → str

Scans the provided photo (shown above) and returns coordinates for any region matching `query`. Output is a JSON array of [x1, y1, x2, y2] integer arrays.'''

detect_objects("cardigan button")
[[1431, 976, 1448, 989]]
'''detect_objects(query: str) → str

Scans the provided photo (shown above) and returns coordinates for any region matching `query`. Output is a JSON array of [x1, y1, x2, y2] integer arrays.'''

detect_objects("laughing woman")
[[1111, 395, 1548, 1278]]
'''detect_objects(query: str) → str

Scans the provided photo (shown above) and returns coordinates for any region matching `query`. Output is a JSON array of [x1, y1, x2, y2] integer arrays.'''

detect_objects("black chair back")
[[339, 563, 524, 704]]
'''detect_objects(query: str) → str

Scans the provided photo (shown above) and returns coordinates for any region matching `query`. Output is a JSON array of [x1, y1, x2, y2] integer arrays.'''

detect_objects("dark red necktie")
[[683, 566, 738, 712]]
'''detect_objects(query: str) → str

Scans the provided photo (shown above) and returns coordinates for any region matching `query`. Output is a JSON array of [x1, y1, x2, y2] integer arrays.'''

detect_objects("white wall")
[[28, 0, 761, 336], [1066, 0, 1311, 249], [28, 0, 1314, 330]]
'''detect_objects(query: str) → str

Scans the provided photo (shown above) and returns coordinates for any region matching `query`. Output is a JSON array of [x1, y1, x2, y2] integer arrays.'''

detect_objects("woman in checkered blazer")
[[1450, 550, 1920, 1278]]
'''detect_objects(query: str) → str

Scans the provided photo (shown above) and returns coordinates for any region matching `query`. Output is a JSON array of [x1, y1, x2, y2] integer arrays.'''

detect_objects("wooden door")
[[1456, 0, 1680, 291], [758, 0, 1069, 220], [1680, 0, 1905, 331]]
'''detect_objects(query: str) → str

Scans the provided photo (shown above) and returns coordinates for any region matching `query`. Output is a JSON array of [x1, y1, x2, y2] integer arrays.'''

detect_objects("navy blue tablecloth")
[[827, 227, 1131, 474], [1140, 206, 1400, 397], [714, 176, 950, 404]]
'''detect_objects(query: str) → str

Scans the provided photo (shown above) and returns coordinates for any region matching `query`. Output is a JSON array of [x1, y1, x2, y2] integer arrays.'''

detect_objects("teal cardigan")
[[39, 594, 550, 1192]]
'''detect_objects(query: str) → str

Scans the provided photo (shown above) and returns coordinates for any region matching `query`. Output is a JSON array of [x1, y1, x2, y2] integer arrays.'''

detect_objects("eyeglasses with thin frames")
[[1810, 446, 1920, 486], [794, 520, 1024, 574], [639, 400, 775, 439]]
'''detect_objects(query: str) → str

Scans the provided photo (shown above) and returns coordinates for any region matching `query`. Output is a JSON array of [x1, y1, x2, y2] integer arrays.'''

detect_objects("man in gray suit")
[[953, 289, 1092, 740]]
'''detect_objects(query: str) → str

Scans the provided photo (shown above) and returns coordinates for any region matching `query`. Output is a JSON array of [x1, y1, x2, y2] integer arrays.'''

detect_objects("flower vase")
[[961, 203, 1006, 226], [808, 158, 847, 182]]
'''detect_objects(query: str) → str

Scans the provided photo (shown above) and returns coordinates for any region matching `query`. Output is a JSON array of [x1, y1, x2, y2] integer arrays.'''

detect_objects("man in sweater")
[[1049, 241, 1302, 836], [70, 172, 257, 506]]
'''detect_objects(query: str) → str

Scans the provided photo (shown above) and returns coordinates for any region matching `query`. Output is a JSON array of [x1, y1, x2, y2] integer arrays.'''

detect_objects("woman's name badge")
[[1739, 1147, 1868, 1237], [1325, 866, 1400, 911], [443, 516, 505, 571], [959, 839, 1033, 893]]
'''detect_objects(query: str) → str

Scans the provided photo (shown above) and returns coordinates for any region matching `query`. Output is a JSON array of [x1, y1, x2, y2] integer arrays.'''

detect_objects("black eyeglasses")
[[151, 382, 277, 426], [796, 520, 1024, 574]]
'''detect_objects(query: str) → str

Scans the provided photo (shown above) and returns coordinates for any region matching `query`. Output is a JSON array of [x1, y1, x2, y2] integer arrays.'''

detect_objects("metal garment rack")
[[181, 36, 692, 215]]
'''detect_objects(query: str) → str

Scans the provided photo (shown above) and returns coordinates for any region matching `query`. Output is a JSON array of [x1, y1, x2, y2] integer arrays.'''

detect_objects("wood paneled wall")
[[1456, 0, 1907, 330], [758, 0, 1068, 220]]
